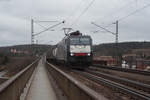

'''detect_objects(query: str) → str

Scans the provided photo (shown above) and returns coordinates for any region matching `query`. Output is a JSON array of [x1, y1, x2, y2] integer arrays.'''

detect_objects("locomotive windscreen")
[[70, 37, 90, 45]]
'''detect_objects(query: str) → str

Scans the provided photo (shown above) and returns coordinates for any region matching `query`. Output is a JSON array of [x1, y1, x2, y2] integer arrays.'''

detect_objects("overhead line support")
[[34, 21, 65, 36], [91, 21, 119, 43], [91, 21, 120, 65], [31, 19, 65, 44]]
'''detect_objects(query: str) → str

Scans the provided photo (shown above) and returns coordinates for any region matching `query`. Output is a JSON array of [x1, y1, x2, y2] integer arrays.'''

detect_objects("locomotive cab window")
[[80, 38, 90, 44], [70, 37, 90, 45]]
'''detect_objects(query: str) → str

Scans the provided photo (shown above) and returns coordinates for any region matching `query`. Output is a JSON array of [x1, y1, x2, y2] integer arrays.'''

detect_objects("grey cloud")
[[0, 0, 150, 46], [0, 0, 10, 1]]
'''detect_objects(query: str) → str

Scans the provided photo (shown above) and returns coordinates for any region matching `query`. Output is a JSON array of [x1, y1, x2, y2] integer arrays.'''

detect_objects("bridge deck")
[[26, 60, 57, 100]]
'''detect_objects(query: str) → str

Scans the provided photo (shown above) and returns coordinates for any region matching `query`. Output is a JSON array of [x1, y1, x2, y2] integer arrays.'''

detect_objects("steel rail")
[[74, 70, 150, 100], [86, 69, 150, 93], [92, 64, 150, 76]]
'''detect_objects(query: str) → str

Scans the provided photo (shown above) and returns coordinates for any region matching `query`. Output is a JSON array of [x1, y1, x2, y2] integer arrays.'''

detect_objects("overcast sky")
[[0, 0, 150, 46]]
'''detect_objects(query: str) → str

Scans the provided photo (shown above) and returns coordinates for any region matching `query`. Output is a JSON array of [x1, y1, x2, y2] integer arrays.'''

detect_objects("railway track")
[[73, 70, 150, 100], [86, 69, 150, 93], [46, 61, 150, 99], [93, 64, 150, 76]]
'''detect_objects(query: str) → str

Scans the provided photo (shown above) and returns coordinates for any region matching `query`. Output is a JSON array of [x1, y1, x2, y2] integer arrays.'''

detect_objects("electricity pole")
[[115, 20, 119, 65], [31, 19, 34, 44], [115, 20, 118, 44], [91, 21, 120, 66]]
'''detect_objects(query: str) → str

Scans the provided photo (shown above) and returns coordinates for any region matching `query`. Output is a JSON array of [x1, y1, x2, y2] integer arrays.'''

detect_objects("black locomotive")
[[51, 31, 93, 68]]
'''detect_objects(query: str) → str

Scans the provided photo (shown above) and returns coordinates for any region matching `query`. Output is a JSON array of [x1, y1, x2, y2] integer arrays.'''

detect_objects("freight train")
[[49, 31, 93, 68]]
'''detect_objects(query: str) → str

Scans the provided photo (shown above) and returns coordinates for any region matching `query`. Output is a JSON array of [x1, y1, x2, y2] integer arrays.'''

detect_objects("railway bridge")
[[0, 56, 150, 100]]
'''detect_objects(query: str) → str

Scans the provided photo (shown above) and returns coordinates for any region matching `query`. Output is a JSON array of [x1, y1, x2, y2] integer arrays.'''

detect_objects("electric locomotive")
[[53, 31, 93, 67]]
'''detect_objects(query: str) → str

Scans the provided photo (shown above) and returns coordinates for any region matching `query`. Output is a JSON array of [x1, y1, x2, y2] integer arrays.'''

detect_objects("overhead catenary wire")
[[34, 21, 59, 23], [93, 1, 150, 34], [62, 0, 85, 31], [90, 0, 138, 34], [118, 2, 150, 22], [33, 20, 62, 32], [34, 22, 48, 30], [65, 0, 85, 23], [91, 22, 116, 35], [70, 0, 96, 26], [94, 0, 136, 23], [34, 21, 65, 36], [91, 20, 116, 34]]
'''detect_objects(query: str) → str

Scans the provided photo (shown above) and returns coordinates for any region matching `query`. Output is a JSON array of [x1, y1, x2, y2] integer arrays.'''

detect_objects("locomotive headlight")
[[87, 53, 90, 56], [70, 53, 74, 56]]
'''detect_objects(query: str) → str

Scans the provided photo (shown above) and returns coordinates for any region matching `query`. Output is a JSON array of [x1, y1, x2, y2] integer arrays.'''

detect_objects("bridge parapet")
[[0, 59, 39, 100]]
